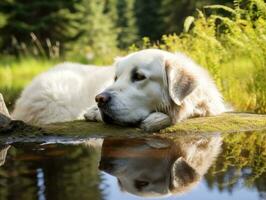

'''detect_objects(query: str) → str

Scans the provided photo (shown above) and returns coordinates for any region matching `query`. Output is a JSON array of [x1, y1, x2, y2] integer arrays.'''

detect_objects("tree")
[[115, 0, 138, 49], [71, 0, 118, 63], [0, 0, 86, 55], [0, 0, 119, 60], [160, 0, 196, 34], [134, 0, 164, 41], [161, 0, 233, 35]]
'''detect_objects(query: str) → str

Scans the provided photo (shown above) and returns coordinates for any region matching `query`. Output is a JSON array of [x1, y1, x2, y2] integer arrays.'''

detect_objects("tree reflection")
[[205, 131, 266, 194], [0, 144, 102, 200]]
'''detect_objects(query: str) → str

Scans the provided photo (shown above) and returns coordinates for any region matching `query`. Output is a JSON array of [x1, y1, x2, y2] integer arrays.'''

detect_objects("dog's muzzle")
[[96, 92, 118, 124], [95, 92, 142, 126], [95, 92, 111, 107]]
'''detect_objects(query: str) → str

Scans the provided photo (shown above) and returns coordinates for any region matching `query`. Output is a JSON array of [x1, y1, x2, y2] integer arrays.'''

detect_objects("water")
[[0, 131, 265, 200]]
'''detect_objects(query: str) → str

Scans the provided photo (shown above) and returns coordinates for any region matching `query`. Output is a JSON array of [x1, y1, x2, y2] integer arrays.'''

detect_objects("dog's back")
[[12, 63, 114, 125]]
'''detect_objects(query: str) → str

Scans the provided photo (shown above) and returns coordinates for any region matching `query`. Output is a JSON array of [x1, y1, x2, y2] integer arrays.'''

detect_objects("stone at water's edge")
[[1, 92, 266, 140], [0, 94, 11, 128], [0, 94, 10, 118], [161, 113, 266, 134], [0, 113, 266, 137], [36, 112, 266, 135]]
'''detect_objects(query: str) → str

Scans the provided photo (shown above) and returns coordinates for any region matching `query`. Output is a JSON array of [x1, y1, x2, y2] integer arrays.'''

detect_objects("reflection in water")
[[0, 131, 265, 200], [36, 168, 46, 200], [99, 135, 221, 197], [0, 144, 102, 200], [205, 132, 266, 199]]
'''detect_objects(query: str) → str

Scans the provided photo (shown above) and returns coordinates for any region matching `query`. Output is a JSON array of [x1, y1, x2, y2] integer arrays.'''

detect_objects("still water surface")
[[0, 131, 265, 200]]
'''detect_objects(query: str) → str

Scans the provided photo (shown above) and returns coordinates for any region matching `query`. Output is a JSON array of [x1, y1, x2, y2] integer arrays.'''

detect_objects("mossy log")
[[0, 93, 266, 144]]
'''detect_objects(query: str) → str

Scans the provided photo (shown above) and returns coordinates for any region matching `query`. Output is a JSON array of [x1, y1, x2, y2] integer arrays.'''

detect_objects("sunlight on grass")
[[0, 57, 57, 108]]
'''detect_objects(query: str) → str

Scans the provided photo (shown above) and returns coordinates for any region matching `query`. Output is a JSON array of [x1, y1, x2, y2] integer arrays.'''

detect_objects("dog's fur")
[[12, 49, 226, 131], [99, 134, 222, 197], [12, 63, 114, 124]]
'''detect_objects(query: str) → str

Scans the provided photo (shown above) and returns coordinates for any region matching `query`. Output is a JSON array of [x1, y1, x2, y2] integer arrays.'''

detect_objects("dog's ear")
[[165, 60, 198, 106], [170, 157, 200, 190]]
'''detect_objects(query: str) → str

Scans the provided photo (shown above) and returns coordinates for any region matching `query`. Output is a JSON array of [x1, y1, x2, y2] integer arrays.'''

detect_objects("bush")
[[132, 0, 266, 113]]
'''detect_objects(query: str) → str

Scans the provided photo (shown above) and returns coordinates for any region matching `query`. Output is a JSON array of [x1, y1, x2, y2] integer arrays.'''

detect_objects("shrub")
[[132, 0, 266, 113]]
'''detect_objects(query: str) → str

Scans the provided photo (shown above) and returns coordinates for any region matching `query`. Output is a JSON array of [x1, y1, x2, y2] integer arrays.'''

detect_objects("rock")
[[161, 113, 266, 134], [0, 145, 10, 166], [0, 93, 12, 131], [39, 112, 266, 136], [0, 92, 266, 144], [0, 93, 10, 118], [0, 93, 42, 135]]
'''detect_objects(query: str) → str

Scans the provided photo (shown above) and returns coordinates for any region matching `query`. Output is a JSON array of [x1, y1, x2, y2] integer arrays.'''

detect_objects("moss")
[[0, 120, 145, 144], [160, 113, 266, 134], [42, 120, 143, 137], [1, 113, 266, 145], [43, 113, 266, 136]]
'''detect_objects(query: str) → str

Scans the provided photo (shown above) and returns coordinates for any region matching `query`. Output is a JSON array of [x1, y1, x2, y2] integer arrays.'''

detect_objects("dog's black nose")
[[95, 92, 111, 106]]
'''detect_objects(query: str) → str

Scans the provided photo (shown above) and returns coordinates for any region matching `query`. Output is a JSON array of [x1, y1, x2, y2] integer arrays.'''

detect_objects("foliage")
[[0, 57, 56, 108], [0, 0, 233, 57], [134, 0, 164, 41], [0, 0, 85, 56], [133, 0, 266, 113], [67, 0, 118, 65], [115, 0, 138, 49]]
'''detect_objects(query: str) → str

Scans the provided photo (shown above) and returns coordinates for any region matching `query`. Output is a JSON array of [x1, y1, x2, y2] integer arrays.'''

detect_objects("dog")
[[12, 49, 226, 131], [99, 134, 222, 197]]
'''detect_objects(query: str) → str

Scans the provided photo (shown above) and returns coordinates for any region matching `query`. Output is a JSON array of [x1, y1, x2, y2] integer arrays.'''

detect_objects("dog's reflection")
[[99, 135, 221, 197], [0, 134, 222, 197]]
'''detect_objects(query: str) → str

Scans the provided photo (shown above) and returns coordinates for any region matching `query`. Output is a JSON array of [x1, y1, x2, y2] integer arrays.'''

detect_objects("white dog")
[[12, 49, 226, 131]]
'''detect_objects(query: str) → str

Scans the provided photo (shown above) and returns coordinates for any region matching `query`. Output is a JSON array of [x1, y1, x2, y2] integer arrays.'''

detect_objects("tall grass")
[[10, 32, 61, 59], [132, 0, 266, 113]]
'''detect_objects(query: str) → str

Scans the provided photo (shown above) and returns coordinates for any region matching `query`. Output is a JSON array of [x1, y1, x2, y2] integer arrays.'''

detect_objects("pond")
[[0, 131, 265, 200]]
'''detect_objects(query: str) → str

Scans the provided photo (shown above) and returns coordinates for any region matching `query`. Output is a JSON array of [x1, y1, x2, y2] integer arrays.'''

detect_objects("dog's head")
[[96, 49, 199, 125], [99, 135, 221, 197]]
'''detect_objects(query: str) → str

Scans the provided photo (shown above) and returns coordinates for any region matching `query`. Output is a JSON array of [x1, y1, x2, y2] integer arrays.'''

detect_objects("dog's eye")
[[134, 180, 149, 190], [132, 72, 146, 82], [114, 76, 118, 81]]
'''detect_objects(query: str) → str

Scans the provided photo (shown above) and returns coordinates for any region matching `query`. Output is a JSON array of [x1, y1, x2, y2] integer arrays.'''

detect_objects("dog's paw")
[[140, 112, 171, 132], [84, 106, 102, 122]]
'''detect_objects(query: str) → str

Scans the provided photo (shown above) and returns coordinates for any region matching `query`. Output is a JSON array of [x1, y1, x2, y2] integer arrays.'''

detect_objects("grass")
[[0, 56, 57, 108], [132, 0, 266, 113]]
